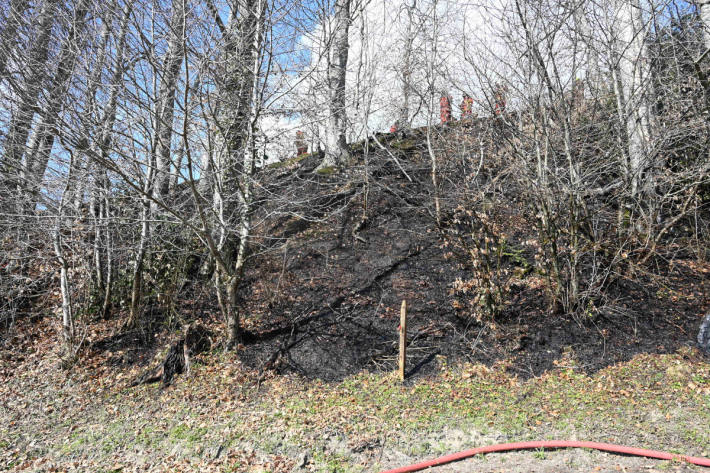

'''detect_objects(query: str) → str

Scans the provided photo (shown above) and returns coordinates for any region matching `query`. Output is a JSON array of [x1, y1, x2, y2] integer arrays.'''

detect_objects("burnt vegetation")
[[1, 1, 709, 389], [4, 104, 708, 384]]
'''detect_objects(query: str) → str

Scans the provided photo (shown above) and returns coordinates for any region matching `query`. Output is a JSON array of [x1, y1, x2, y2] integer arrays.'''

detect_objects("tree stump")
[[131, 323, 212, 387]]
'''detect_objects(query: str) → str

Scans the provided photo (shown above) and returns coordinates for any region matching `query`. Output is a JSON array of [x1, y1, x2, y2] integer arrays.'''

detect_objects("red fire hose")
[[379, 440, 710, 473]]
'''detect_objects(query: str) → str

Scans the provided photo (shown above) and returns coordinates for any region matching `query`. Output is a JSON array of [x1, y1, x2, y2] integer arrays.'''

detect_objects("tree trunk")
[[69, 12, 112, 213], [101, 217, 114, 319], [320, 0, 351, 169], [90, 167, 105, 292], [617, 0, 651, 201], [400, 0, 416, 128], [701, 1, 710, 53], [514, 0, 582, 310], [0, 0, 30, 79], [93, 2, 132, 318], [216, 0, 263, 267], [128, 172, 153, 329], [1, 0, 56, 192], [53, 151, 78, 357], [225, 276, 240, 347], [26, 0, 92, 210], [91, 167, 113, 316], [170, 143, 184, 194], [79, 6, 114, 302], [108, 4, 155, 327], [210, 0, 266, 346], [155, 0, 186, 201], [54, 228, 74, 353], [198, 152, 213, 203]]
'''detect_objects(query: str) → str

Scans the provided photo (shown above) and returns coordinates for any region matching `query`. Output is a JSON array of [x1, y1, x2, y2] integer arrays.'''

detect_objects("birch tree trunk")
[[53, 153, 77, 357], [129, 191, 151, 328], [95, 3, 133, 318], [616, 0, 651, 202], [170, 143, 184, 194], [80, 17, 112, 294], [225, 0, 265, 347], [319, 0, 351, 170], [83, 2, 139, 328], [202, 0, 267, 347]]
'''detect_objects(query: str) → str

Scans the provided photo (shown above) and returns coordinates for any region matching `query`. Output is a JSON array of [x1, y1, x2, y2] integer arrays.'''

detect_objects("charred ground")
[[2, 122, 710, 473], [2, 122, 709, 385], [229, 124, 709, 382]]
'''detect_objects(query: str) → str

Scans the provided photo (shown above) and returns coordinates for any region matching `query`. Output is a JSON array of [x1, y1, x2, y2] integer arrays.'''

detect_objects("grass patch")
[[169, 423, 208, 443], [3, 349, 709, 472]]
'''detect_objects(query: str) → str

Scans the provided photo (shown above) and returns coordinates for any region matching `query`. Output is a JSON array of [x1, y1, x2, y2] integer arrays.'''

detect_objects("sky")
[[259, 0, 699, 162], [258, 0, 515, 161]]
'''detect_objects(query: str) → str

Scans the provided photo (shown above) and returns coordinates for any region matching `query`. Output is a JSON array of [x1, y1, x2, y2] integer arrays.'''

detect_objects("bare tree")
[[184, 0, 270, 346], [154, 0, 186, 201], [93, 1, 133, 319], [614, 0, 652, 209], [701, 0, 710, 51], [0, 0, 30, 79], [319, 0, 352, 169], [25, 0, 93, 211], [399, 0, 418, 128], [52, 150, 78, 358], [1, 0, 56, 204], [422, 0, 443, 225]]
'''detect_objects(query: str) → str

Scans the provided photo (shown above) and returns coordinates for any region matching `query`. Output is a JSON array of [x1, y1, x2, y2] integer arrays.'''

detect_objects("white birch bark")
[[53, 152, 77, 354], [72, 17, 111, 212], [320, 0, 352, 169], [616, 0, 651, 200], [96, 3, 131, 309], [224, 0, 266, 346], [199, 0, 267, 346]]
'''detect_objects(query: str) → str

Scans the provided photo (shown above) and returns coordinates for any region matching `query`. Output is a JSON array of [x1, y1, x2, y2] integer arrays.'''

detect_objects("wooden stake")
[[398, 300, 407, 382]]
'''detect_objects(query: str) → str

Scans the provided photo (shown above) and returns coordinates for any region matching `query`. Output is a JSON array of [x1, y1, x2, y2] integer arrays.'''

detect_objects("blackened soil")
[[236, 145, 710, 381]]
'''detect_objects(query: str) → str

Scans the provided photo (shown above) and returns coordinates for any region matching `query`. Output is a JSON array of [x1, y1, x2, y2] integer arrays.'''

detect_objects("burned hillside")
[[223, 121, 710, 381]]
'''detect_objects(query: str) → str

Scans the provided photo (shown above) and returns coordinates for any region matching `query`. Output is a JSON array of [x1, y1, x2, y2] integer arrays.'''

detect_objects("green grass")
[[3, 350, 709, 472]]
